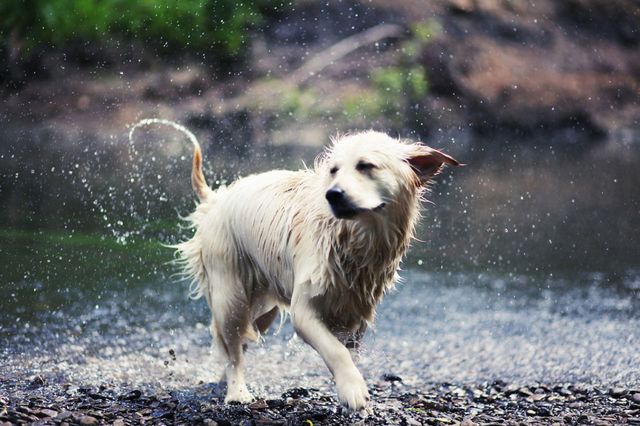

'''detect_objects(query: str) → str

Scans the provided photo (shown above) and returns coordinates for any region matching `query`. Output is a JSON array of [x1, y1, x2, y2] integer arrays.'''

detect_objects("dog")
[[132, 120, 460, 410]]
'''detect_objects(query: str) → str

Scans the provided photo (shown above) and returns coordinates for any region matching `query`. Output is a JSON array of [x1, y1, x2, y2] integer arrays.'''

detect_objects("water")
[[1, 127, 639, 399], [2, 235, 639, 399]]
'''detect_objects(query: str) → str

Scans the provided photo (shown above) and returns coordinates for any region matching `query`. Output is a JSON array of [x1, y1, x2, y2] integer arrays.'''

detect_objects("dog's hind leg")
[[206, 270, 255, 404], [215, 303, 255, 404]]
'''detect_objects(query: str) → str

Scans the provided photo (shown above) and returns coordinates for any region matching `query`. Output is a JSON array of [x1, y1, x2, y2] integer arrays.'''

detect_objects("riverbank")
[[2, 380, 640, 425], [2, 270, 639, 424]]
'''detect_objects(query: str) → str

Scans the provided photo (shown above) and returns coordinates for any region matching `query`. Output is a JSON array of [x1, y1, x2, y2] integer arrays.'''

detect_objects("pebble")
[[1, 382, 639, 424], [79, 415, 98, 425], [38, 408, 58, 417], [611, 387, 627, 397], [57, 410, 73, 420], [249, 399, 269, 410], [381, 373, 402, 383]]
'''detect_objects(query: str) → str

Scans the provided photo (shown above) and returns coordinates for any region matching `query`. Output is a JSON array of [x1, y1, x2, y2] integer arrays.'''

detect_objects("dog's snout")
[[325, 187, 345, 205]]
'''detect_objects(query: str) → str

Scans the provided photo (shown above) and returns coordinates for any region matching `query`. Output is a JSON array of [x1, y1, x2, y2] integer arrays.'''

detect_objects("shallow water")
[[1, 133, 639, 399], [2, 248, 639, 399]]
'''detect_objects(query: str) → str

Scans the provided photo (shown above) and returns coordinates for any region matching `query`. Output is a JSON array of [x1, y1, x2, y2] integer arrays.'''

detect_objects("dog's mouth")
[[331, 202, 386, 220]]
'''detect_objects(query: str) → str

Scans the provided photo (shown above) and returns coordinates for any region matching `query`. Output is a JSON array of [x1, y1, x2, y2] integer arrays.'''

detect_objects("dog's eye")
[[356, 161, 376, 172], [329, 166, 339, 175]]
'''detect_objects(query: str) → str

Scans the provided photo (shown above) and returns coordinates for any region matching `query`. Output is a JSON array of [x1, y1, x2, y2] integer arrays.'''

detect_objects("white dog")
[[131, 119, 459, 410]]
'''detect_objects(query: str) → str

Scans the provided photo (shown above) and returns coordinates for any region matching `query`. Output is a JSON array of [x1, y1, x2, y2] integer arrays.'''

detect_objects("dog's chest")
[[318, 242, 401, 327]]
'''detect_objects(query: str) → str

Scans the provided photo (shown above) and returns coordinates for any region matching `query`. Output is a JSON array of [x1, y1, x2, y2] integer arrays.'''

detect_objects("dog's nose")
[[325, 187, 345, 205]]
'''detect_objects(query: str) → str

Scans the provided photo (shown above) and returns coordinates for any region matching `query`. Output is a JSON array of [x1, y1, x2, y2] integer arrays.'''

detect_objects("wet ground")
[[2, 266, 640, 424]]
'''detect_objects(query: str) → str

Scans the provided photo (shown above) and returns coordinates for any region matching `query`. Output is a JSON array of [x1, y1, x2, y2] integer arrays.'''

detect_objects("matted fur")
[[160, 125, 459, 410]]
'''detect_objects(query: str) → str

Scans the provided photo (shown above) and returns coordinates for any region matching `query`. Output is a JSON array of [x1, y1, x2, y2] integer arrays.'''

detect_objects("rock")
[[632, 393, 640, 404], [537, 406, 553, 417], [203, 419, 218, 426], [281, 388, 310, 399], [79, 415, 98, 425], [610, 387, 627, 397], [36, 408, 58, 418], [249, 400, 268, 410], [57, 410, 73, 420], [381, 373, 402, 383], [27, 376, 46, 389], [266, 399, 285, 409], [113, 419, 125, 426], [120, 390, 142, 401], [403, 415, 421, 426], [518, 387, 534, 397]]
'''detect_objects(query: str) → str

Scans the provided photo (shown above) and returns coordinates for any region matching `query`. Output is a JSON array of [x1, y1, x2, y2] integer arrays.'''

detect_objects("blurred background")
[[2, 0, 639, 281]]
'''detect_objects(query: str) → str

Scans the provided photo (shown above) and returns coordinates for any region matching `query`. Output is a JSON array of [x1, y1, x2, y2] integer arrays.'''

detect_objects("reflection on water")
[[1, 126, 639, 273]]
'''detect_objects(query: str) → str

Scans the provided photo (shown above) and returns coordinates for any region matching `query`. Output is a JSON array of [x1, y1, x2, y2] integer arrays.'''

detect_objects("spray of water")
[[128, 118, 202, 154]]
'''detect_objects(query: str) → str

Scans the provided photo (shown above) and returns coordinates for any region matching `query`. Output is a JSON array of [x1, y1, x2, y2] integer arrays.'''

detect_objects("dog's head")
[[321, 131, 459, 220]]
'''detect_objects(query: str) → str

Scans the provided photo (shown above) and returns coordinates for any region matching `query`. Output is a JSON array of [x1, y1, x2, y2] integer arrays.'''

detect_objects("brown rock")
[[37, 408, 58, 418], [249, 399, 268, 410]]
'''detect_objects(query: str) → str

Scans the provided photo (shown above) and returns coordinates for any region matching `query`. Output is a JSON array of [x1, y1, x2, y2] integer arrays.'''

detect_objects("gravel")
[[2, 380, 640, 425], [2, 270, 639, 424]]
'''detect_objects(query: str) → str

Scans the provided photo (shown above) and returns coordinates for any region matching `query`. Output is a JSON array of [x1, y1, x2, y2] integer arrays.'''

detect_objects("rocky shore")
[[2, 379, 640, 425]]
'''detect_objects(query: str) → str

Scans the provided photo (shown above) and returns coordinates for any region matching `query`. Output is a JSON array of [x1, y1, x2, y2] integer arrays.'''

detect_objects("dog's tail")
[[128, 118, 211, 201]]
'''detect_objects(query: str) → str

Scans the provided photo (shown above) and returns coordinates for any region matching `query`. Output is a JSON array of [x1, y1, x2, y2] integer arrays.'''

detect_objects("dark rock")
[[35, 408, 58, 418], [281, 388, 310, 399], [120, 390, 142, 401], [266, 399, 285, 409], [537, 406, 553, 417], [381, 373, 403, 383], [610, 388, 627, 398], [27, 376, 46, 389]]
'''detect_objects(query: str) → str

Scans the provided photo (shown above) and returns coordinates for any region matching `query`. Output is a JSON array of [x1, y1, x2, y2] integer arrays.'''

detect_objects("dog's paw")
[[224, 385, 254, 404], [335, 371, 370, 410]]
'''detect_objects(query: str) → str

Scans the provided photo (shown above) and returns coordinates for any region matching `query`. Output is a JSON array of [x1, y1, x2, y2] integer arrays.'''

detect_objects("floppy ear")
[[406, 145, 461, 183]]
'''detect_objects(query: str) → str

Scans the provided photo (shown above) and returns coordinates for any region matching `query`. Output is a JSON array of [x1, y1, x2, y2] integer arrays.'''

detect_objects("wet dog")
[[159, 122, 459, 410]]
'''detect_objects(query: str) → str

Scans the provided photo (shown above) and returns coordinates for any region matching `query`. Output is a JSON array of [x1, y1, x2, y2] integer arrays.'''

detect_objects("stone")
[[79, 415, 98, 425]]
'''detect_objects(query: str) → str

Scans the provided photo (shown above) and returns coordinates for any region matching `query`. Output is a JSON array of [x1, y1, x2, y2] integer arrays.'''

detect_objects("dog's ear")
[[406, 145, 461, 183]]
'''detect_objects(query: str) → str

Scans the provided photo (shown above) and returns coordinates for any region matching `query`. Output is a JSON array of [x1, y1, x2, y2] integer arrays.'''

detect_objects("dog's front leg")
[[291, 286, 370, 410]]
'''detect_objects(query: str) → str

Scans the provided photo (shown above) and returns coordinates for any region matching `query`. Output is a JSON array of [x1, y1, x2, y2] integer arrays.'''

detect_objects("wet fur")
[[170, 129, 458, 409]]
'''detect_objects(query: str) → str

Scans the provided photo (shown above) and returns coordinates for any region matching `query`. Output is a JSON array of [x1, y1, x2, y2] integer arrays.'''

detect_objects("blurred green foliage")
[[0, 0, 278, 56], [373, 66, 428, 102], [339, 20, 438, 126]]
